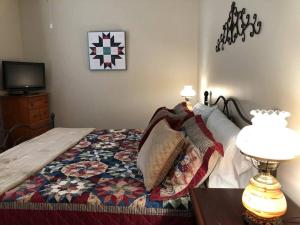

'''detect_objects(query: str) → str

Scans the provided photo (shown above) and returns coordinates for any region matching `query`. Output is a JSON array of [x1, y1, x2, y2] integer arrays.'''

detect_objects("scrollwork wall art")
[[216, 2, 262, 52]]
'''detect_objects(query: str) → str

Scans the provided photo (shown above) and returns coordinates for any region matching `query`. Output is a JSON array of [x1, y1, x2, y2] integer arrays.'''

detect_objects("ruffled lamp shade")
[[236, 110, 300, 224], [236, 110, 300, 161]]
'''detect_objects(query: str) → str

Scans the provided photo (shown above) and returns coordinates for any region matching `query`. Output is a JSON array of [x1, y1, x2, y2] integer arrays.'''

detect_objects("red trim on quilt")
[[148, 102, 192, 125], [149, 107, 167, 123], [173, 102, 192, 114], [185, 111, 195, 120], [139, 103, 194, 150], [180, 101, 192, 114], [150, 146, 215, 201], [0, 209, 194, 225]]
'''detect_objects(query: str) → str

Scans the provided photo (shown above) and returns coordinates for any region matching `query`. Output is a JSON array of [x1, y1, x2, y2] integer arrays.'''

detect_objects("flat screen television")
[[2, 61, 46, 94]]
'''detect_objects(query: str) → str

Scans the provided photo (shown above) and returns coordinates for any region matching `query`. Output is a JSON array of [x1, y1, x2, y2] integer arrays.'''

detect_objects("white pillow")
[[193, 103, 217, 122], [206, 109, 256, 188]]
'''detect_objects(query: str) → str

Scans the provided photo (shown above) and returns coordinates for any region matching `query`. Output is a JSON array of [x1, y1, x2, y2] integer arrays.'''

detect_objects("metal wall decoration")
[[216, 2, 262, 52]]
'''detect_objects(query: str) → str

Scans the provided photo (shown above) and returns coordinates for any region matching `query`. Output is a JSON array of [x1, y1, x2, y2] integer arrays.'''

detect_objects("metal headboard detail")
[[204, 91, 252, 125]]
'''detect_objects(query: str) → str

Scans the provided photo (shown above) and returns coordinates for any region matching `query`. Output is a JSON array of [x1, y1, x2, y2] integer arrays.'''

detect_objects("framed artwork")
[[88, 31, 126, 70]]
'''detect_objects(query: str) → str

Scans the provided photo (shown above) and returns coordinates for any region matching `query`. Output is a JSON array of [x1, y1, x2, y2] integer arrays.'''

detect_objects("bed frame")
[[204, 91, 252, 125], [0, 113, 56, 153]]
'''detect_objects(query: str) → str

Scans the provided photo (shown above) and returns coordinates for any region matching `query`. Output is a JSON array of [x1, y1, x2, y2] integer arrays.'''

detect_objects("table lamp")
[[180, 85, 196, 110], [236, 110, 300, 225]]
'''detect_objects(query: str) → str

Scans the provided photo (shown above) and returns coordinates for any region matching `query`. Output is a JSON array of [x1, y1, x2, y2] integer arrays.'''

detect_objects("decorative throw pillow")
[[150, 115, 223, 201], [138, 103, 193, 150], [137, 119, 185, 191], [183, 115, 224, 156]]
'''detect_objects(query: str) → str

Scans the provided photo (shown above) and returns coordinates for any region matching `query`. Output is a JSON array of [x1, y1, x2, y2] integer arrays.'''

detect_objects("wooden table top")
[[189, 188, 300, 225]]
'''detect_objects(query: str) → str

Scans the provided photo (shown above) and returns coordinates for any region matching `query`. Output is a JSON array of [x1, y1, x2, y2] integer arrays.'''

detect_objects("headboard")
[[204, 91, 252, 125]]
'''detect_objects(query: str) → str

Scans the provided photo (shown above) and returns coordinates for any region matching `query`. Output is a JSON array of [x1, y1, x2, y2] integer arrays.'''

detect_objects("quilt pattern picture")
[[88, 31, 126, 70]]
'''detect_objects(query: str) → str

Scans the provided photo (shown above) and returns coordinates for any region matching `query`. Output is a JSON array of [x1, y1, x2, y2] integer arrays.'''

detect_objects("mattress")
[[0, 129, 194, 225]]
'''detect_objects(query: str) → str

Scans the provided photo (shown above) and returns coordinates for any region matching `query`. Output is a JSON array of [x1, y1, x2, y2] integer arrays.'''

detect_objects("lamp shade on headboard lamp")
[[180, 86, 196, 111], [180, 86, 196, 99]]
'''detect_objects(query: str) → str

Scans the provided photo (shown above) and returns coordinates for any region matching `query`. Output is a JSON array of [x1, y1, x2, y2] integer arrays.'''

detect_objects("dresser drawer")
[[27, 97, 48, 109], [0, 93, 50, 149], [29, 109, 41, 123], [31, 126, 50, 137], [30, 119, 50, 130], [40, 107, 49, 120]]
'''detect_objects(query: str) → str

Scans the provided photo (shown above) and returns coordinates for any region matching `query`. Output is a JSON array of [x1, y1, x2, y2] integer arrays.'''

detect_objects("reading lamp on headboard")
[[181, 86, 196, 110]]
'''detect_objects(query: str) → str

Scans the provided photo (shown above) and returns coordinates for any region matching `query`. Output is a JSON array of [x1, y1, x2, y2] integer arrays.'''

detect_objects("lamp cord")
[[47, 0, 54, 29]]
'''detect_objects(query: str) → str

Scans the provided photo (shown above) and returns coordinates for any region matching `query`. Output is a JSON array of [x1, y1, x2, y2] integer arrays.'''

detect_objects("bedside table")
[[189, 188, 300, 225]]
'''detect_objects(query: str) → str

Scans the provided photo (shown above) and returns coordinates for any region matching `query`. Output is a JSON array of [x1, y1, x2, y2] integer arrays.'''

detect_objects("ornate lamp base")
[[243, 210, 283, 225]]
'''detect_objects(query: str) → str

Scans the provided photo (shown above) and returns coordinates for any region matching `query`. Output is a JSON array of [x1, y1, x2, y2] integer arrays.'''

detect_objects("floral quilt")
[[0, 129, 192, 225]]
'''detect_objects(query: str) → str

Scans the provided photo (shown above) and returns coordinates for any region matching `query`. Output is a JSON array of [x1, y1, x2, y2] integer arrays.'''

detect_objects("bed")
[[0, 128, 193, 225], [0, 93, 254, 225]]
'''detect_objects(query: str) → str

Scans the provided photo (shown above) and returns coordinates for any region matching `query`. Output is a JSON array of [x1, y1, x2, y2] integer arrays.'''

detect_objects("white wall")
[[0, 0, 23, 90], [19, 0, 200, 129], [0, 0, 23, 59], [199, 0, 300, 205], [0, 0, 23, 138]]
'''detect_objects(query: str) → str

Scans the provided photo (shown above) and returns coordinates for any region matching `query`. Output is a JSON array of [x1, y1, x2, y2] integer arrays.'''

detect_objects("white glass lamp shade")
[[180, 86, 196, 98], [236, 110, 300, 161]]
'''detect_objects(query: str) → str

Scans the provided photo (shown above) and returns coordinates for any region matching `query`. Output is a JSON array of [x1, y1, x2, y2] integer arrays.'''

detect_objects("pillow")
[[150, 115, 223, 201], [137, 119, 185, 191], [139, 103, 193, 150], [173, 102, 191, 114], [149, 102, 191, 123], [183, 115, 224, 156], [148, 106, 171, 122], [206, 109, 256, 188], [193, 103, 217, 122], [138, 109, 186, 150]]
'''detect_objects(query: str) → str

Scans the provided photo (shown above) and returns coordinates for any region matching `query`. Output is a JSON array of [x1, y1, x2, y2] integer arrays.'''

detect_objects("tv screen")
[[2, 61, 45, 91]]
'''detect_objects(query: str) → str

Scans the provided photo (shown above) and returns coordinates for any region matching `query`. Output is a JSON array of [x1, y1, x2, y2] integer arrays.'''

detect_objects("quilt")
[[0, 129, 193, 225]]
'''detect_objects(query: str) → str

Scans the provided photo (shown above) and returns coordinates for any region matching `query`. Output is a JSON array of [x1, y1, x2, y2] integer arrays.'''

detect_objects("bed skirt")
[[0, 208, 194, 225]]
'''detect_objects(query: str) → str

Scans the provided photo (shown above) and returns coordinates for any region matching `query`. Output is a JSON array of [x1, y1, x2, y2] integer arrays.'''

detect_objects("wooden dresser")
[[0, 93, 51, 147]]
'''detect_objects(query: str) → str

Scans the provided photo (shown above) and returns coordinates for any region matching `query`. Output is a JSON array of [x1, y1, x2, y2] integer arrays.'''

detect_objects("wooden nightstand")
[[190, 188, 300, 225]]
